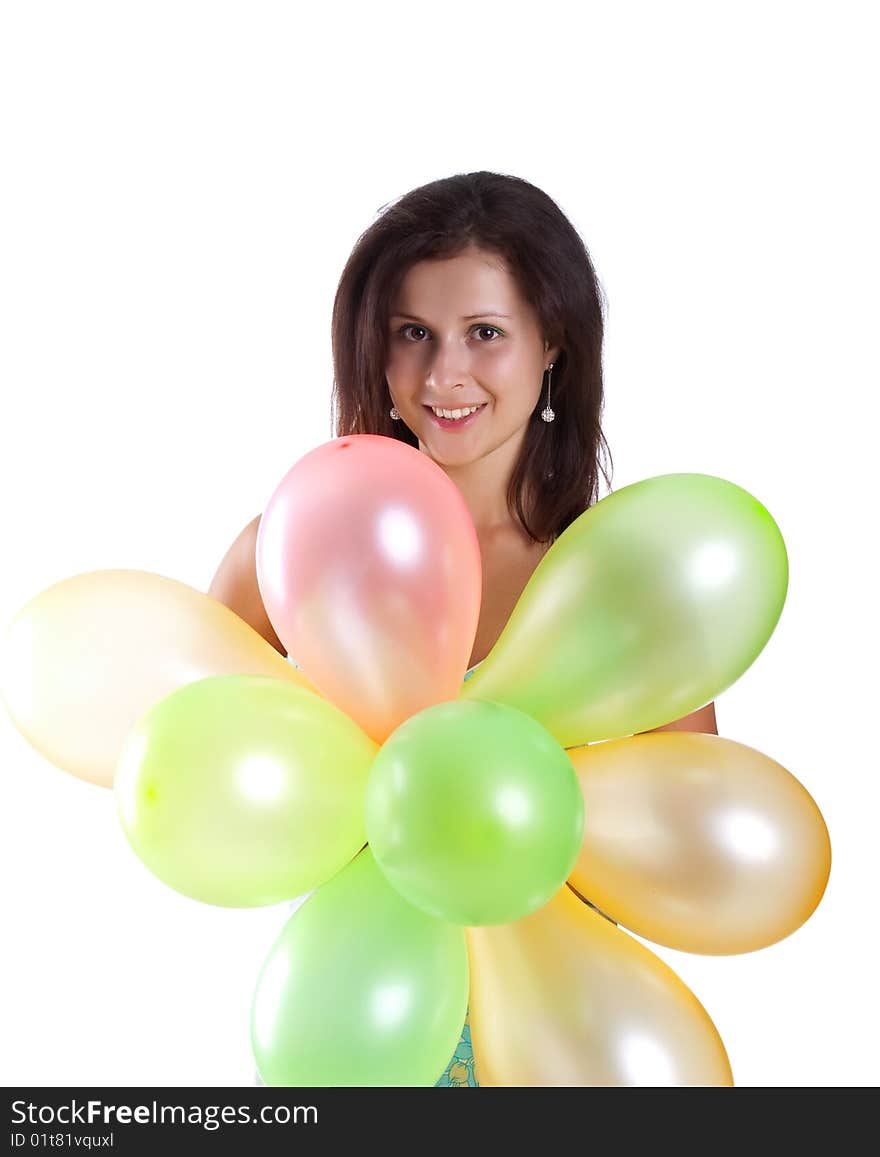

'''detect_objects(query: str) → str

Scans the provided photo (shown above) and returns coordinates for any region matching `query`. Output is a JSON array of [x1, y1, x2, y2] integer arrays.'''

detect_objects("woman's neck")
[[419, 431, 524, 539]]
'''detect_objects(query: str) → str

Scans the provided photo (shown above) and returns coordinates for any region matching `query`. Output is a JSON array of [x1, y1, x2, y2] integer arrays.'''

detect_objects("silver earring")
[[541, 363, 555, 423], [390, 405, 401, 420]]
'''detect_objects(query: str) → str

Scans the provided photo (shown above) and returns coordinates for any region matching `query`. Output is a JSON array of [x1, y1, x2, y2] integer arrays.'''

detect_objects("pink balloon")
[[257, 435, 482, 743]]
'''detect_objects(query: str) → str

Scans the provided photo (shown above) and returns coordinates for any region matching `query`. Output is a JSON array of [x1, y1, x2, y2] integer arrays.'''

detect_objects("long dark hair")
[[330, 171, 613, 543]]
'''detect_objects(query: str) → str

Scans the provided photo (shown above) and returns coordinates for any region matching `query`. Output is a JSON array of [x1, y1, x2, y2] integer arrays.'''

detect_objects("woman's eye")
[[399, 324, 429, 341], [473, 325, 502, 341]]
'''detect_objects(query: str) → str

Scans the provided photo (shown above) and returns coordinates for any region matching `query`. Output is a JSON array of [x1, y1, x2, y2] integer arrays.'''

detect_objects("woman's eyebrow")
[[389, 311, 513, 321]]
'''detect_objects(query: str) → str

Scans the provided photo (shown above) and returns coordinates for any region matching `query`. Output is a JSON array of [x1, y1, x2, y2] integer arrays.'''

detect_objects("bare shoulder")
[[207, 514, 285, 655], [639, 700, 718, 735]]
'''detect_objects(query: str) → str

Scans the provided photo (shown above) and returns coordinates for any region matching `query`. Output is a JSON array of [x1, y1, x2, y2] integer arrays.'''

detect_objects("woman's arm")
[[638, 700, 718, 735], [207, 514, 286, 656]]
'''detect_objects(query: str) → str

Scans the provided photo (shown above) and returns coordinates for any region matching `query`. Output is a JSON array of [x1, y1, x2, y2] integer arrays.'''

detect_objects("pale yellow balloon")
[[466, 883, 733, 1086], [0, 570, 314, 789], [567, 733, 831, 954]]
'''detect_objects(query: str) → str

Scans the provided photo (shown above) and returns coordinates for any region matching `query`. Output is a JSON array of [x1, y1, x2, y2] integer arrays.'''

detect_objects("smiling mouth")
[[423, 403, 488, 424]]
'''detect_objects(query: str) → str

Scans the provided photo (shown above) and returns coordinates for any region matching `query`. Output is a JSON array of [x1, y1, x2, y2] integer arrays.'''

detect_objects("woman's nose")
[[425, 336, 471, 391]]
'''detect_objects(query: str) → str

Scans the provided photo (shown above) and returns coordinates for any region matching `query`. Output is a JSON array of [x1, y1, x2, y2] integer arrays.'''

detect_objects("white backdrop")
[[1, 1, 877, 1088]]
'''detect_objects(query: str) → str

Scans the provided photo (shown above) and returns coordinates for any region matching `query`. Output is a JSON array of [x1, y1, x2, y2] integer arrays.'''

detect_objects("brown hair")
[[330, 171, 613, 543]]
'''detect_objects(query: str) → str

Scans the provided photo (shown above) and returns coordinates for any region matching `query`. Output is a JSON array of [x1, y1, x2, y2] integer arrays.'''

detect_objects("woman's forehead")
[[391, 249, 529, 318]]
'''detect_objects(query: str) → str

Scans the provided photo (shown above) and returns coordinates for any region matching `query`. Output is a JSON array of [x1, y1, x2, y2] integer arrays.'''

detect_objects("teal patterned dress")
[[434, 1011, 478, 1087]]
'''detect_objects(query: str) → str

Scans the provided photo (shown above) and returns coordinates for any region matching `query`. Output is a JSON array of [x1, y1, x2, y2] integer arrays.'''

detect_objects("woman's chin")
[[418, 437, 482, 469]]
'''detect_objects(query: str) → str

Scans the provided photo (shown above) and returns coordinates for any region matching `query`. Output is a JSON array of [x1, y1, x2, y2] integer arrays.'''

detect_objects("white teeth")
[[431, 405, 482, 420]]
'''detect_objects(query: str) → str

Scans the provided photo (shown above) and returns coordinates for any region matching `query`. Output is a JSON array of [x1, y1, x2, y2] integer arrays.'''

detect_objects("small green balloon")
[[115, 675, 377, 906], [251, 848, 469, 1086], [462, 473, 789, 745], [365, 699, 585, 926]]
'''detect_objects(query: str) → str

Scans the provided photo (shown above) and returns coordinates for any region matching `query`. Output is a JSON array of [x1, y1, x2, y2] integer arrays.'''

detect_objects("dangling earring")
[[390, 405, 401, 420], [541, 363, 556, 423]]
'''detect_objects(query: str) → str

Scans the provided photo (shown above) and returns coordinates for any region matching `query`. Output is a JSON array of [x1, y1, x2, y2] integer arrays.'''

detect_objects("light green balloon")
[[251, 848, 469, 1086], [115, 675, 377, 906], [365, 699, 585, 926], [461, 473, 789, 746]]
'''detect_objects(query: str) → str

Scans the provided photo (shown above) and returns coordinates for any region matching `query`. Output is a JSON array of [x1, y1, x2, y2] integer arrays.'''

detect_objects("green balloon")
[[461, 473, 789, 746], [115, 675, 377, 907], [251, 848, 469, 1086], [364, 699, 585, 926]]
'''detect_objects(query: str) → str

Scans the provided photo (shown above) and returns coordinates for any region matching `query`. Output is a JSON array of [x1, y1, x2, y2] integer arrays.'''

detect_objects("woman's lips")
[[423, 403, 488, 431]]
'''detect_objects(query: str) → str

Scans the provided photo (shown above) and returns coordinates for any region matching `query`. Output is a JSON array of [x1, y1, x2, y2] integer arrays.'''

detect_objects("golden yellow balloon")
[[567, 733, 831, 955], [466, 883, 733, 1086], [0, 569, 313, 788]]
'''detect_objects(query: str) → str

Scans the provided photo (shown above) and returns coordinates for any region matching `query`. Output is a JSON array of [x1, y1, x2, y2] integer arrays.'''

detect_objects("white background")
[[1, 1, 877, 1088]]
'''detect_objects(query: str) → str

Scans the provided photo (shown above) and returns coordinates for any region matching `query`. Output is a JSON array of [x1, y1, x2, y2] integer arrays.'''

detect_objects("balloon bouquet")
[[1, 435, 830, 1086]]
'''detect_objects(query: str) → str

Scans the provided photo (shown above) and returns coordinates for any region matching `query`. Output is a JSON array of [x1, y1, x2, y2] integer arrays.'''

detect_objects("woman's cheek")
[[490, 360, 543, 414]]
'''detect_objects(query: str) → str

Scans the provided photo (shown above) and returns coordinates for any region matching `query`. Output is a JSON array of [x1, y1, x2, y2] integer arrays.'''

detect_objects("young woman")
[[209, 171, 718, 1087]]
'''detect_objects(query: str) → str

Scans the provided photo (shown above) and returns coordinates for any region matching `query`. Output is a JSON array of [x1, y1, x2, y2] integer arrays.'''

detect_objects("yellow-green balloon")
[[462, 473, 788, 746], [251, 848, 469, 1086], [115, 675, 377, 906], [365, 700, 585, 925]]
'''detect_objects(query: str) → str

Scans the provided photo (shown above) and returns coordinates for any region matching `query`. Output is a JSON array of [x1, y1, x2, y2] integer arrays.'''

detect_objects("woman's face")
[[385, 245, 560, 468]]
